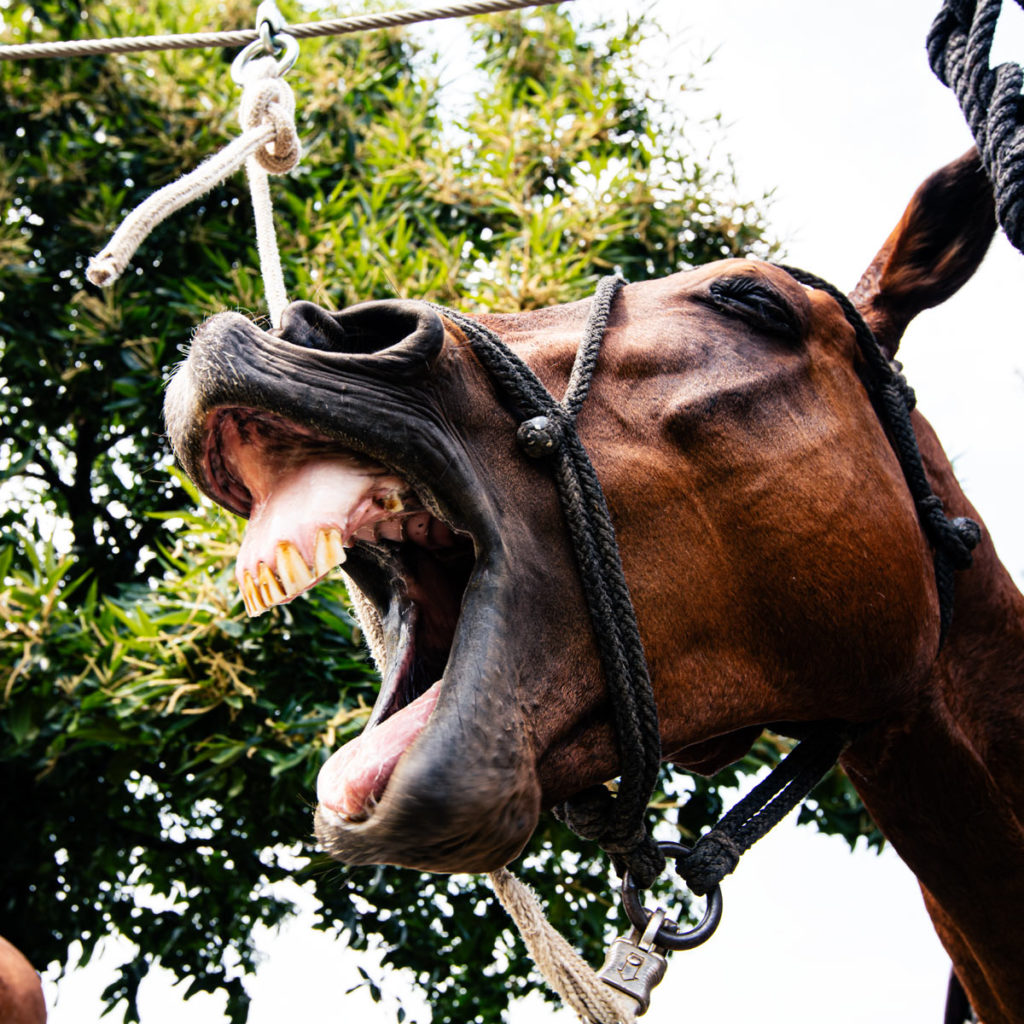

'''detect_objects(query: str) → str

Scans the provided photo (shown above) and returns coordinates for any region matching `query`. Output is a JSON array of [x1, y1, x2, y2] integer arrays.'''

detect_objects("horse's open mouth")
[[200, 403, 478, 825], [165, 299, 543, 870]]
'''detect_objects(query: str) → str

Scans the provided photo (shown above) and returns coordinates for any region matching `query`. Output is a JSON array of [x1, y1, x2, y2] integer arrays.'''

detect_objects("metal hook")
[[231, 0, 299, 84], [256, 0, 287, 43]]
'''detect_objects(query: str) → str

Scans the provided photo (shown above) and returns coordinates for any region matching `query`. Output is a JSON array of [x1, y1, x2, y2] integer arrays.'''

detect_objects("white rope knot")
[[237, 59, 300, 174], [86, 55, 300, 327]]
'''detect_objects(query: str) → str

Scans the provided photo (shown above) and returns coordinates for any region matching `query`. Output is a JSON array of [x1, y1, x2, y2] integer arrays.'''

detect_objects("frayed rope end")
[[86, 254, 122, 287]]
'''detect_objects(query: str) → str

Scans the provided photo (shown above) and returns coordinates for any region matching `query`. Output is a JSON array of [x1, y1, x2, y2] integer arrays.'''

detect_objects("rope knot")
[[917, 494, 981, 570], [554, 785, 615, 841], [87, 53, 302, 296], [555, 786, 665, 889], [612, 831, 666, 890], [676, 831, 742, 897], [238, 59, 301, 174], [947, 515, 982, 569], [952, 515, 982, 553], [517, 413, 564, 458]]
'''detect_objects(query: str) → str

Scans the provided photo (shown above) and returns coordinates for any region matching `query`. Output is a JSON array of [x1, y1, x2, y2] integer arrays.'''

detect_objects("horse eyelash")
[[706, 277, 803, 342]]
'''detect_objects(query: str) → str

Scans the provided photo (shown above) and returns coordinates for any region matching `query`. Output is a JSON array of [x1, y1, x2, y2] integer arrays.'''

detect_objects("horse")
[[163, 147, 1023, 1022], [0, 936, 46, 1023]]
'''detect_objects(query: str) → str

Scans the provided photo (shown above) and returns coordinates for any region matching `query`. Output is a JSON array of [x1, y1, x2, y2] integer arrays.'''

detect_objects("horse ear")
[[849, 148, 996, 358]]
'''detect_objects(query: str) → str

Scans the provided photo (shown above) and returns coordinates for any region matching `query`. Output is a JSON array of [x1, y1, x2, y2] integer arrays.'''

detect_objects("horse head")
[[165, 148, 1024, 1020], [163, 148, 994, 871]]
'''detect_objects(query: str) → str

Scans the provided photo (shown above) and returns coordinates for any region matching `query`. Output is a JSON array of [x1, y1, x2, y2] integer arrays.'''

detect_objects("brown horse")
[[164, 147, 1022, 1021], [0, 937, 46, 1023]]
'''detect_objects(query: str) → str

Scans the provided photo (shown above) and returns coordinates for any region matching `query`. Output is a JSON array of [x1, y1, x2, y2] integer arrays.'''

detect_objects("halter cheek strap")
[[435, 277, 667, 888], [778, 266, 981, 643]]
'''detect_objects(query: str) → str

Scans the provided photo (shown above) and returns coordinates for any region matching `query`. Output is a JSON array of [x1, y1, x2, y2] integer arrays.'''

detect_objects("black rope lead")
[[676, 730, 851, 895], [928, 0, 1024, 254]]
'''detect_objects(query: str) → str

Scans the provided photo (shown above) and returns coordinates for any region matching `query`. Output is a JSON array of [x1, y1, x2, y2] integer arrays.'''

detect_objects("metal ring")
[[620, 840, 724, 951], [230, 31, 299, 85]]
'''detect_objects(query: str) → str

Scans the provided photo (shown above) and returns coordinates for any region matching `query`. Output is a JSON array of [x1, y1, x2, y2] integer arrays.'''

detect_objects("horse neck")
[[841, 433, 1024, 1020]]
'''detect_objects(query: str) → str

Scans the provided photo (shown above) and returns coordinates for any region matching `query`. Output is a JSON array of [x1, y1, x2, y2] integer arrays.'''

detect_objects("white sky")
[[42, 1, 1024, 1021]]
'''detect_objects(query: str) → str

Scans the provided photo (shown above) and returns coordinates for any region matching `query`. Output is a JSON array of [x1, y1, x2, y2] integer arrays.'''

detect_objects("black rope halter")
[[434, 266, 979, 894], [435, 277, 666, 887]]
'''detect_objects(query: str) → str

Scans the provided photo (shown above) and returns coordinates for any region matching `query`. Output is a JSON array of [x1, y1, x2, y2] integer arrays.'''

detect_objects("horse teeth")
[[314, 528, 346, 576], [238, 534, 344, 616], [258, 562, 286, 605], [241, 571, 267, 617], [277, 541, 315, 596]]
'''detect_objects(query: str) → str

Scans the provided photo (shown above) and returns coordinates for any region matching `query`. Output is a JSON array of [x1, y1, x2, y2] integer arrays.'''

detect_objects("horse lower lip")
[[316, 681, 442, 819]]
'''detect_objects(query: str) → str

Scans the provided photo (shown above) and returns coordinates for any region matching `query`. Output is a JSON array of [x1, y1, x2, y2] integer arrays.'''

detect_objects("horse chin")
[[312, 554, 543, 872], [312, 751, 542, 874]]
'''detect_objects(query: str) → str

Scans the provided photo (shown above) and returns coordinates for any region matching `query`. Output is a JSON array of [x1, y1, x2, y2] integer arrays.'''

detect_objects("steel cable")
[[0, 0, 570, 62]]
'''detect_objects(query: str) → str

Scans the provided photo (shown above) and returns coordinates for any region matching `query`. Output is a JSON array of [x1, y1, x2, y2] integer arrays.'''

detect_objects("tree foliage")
[[0, 2, 879, 1021]]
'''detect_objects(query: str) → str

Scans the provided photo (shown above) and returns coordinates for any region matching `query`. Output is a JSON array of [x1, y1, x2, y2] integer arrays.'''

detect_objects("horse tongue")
[[317, 681, 442, 818]]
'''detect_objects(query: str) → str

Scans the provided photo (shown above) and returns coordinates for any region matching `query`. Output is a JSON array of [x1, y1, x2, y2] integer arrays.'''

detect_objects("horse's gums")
[[163, 149, 1024, 1021]]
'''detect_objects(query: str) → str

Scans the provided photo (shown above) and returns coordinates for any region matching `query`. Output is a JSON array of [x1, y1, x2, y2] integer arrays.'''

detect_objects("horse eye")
[[705, 276, 803, 342]]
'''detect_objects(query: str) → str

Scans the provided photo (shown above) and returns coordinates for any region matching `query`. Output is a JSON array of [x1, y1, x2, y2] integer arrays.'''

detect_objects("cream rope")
[[488, 868, 638, 1024], [237, 59, 300, 326], [86, 56, 299, 326]]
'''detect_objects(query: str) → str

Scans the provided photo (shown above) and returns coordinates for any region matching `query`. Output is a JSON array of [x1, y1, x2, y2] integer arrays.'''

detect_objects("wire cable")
[[0, 0, 570, 62]]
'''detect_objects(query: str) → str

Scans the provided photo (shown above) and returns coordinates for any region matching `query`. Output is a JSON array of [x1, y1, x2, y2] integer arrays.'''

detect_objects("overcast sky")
[[43, 1, 1024, 1022]]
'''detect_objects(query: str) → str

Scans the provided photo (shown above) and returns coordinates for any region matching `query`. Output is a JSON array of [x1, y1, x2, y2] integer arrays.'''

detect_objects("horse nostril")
[[277, 299, 444, 369], [276, 301, 349, 352]]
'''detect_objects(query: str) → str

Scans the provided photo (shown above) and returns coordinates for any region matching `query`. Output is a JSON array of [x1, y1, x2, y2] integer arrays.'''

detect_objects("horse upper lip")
[[164, 302, 448, 505]]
